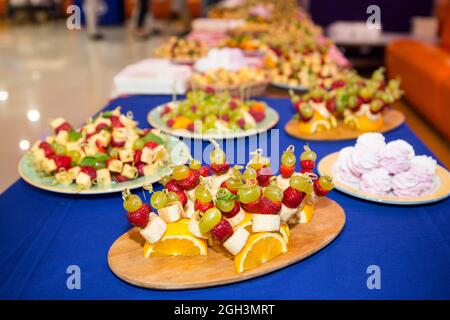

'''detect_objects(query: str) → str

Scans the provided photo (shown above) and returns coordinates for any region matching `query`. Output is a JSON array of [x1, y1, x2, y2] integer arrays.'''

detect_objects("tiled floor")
[[0, 22, 449, 193]]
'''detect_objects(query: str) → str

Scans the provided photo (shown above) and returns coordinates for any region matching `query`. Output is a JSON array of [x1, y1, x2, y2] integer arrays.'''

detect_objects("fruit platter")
[[108, 143, 345, 289], [318, 133, 450, 205], [147, 91, 279, 140], [19, 107, 190, 194], [154, 37, 209, 64], [285, 68, 406, 141]]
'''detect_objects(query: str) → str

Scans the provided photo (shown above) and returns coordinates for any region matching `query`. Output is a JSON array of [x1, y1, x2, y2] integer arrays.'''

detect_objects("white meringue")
[[378, 140, 415, 174], [336, 147, 361, 184], [360, 168, 392, 195]]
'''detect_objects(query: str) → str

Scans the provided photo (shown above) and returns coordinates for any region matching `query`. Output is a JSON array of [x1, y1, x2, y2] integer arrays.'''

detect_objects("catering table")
[[0, 96, 449, 300]]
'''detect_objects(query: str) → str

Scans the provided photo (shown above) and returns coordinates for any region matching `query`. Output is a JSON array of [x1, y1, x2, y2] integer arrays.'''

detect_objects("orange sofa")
[[386, 6, 450, 141]]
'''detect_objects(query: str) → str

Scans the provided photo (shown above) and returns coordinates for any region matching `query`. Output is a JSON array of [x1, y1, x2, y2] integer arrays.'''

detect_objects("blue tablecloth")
[[0, 96, 449, 299]]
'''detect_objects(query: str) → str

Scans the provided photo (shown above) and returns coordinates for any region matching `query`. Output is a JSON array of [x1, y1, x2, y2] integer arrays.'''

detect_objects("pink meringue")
[[336, 147, 361, 184], [378, 140, 415, 174], [348, 146, 381, 176], [355, 132, 386, 151], [409, 155, 436, 183], [360, 168, 392, 195]]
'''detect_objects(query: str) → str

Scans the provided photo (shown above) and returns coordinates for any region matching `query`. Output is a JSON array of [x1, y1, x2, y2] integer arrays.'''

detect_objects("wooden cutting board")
[[285, 109, 405, 141], [108, 198, 346, 290]]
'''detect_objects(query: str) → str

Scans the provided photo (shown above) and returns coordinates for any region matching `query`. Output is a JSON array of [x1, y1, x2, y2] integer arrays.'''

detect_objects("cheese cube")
[[55, 171, 73, 185], [140, 213, 167, 245], [50, 118, 66, 130], [107, 159, 123, 173], [140, 147, 154, 164], [119, 114, 137, 128], [94, 116, 111, 127], [119, 149, 134, 163], [68, 166, 81, 180], [142, 164, 157, 177], [45, 136, 55, 144], [158, 202, 183, 223], [43, 158, 57, 174], [121, 164, 138, 179], [112, 127, 128, 142], [33, 148, 46, 163], [83, 143, 98, 157], [96, 168, 112, 185], [96, 130, 111, 147], [108, 159, 123, 173], [83, 123, 97, 135], [124, 134, 139, 150], [31, 140, 41, 152], [76, 172, 92, 189], [55, 130, 68, 145]]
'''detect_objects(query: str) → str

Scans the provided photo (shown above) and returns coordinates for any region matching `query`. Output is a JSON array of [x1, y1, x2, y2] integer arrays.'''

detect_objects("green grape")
[[52, 143, 66, 156], [388, 79, 400, 91], [172, 165, 190, 181], [133, 138, 145, 150], [263, 185, 283, 202], [189, 159, 202, 170], [281, 150, 296, 167], [319, 176, 334, 191], [358, 87, 373, 99], [93, 161, 106, 170], [166, 191, 179, 204], [216, 188, 235, 212], [123, 194, 142, 212], [226, 176, 243, 191], [204, 115, 217, 128], [300, 146, 317, 161], [67, 150, 81, 165], [237, 185, 261, 204], [370, 99, 383, 113], [195, 185, 212, 203], [290, 175, 312, 193], [210, 148, 226, 164], [68, 130, 82, 142], [243, 167, 257, 181], [150, 191, 168, 209], [159, 175, 172, 186], [300, 103, 313, 118], [199, 208, 222, 233]]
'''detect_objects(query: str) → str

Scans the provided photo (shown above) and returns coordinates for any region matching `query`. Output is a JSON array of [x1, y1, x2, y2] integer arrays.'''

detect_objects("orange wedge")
[[172, 116, 192, 130], [298, 204, 315, 224], [143, 219, 207, 257], [279, 224, 290, 243], [234, 232, 287, 273]]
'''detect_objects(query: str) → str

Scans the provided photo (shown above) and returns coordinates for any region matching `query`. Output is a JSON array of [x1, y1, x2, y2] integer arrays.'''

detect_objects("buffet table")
[[0, 96, 449, 299]]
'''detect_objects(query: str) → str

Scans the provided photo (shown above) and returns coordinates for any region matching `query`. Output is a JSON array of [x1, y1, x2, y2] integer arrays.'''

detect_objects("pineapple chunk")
[[55, 130, 69, 145], [43, 158, 57, 174], [112, 127, 127, 142], [140, 146, 155, 164], [96, 130, 111, 147], [119, 149, 134, 163], [83, 123, 97, 135], [76, 172, 92, 189], [121, 164, 138, 179], [107, 159, 123, 173], [96, 168, 112, 185]]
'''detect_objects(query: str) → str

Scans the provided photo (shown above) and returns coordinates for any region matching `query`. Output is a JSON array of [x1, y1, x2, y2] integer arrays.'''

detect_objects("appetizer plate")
[[285, 109, 405, 141], [18, 136, 190, 195], [318, 152, 450, 205], [147, 102, 279, 140], [271, 82, 308, 92], [108, 198, 345, 290]]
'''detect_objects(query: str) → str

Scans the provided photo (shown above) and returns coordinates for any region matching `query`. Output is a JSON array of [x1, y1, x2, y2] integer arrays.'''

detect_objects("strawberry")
[[325, 99, 336, 113], [187, 123, 195, 132], [259, 197, 281, 214], [176, 191, 188, 207], [134, 150, 142, 164], [55, 122, 72, 134], [39, 141, 55, 157], [145, 141, 158, 149], [110, 137, 125, 148], [166, 119, 175, 128], [166, 180, 181, 192], [300, 159, 315, 173], [95, 123, 109, 132], [249, 109, 265, 122], [161, 105, 171, 116], [137, 163, 145, 177], [176, 170, 200, 190], [194, 199, 214, 213], [80, 166, 97, 180], [114, 174, 129, 182], [257, 168, 272, 187], [211, 220, 233, 243], [50, 155, 71, 171], [280, 165, 295, 178], [222, 201, 240, 219], [210, 163, 230, 175], [127, 204, 150, 228], [110, 115, 124, 128], [313, 179, 329, 197], [199, 165, 210, 177], [241, 199, 261, 213], [282, 186, 304, 208]]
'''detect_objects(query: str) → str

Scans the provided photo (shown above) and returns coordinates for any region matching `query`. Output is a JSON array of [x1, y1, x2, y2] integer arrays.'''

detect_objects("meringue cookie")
[[194, 48, 247, 73], [360, 168, 392, 195], [336, 146, 361, 184], [355, 132, 386, 150], [409, 155, 436, 182], [378, 140, 415, 174], [391, 170, 421, 197], [348, 146, 381, 176]]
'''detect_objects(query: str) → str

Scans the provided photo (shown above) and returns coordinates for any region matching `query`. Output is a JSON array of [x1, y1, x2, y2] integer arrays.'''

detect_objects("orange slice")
[[279, 224, 290, 243], [234, 232, 287, 273], [172, 116, 192, 130], [143, 219, 207, 257], [298, 204, 315, 224]]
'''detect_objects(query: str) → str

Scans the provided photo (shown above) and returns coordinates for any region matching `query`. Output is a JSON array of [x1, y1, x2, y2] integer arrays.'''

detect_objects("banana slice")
[[185, 188, 196, 202], [226, 208, 245, 227], [188, 213, 209, 239], [279, 204, 298, 223], [139, 213, 167, 244], [183, 199, 195, 219], [223, 227, 249, 256], [252, 214, 281, 233], [158, 201, 183, 223]]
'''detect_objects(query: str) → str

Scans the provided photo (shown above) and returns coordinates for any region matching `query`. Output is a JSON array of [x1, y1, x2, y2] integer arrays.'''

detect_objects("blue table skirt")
[[0, 96, 449, 299]]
